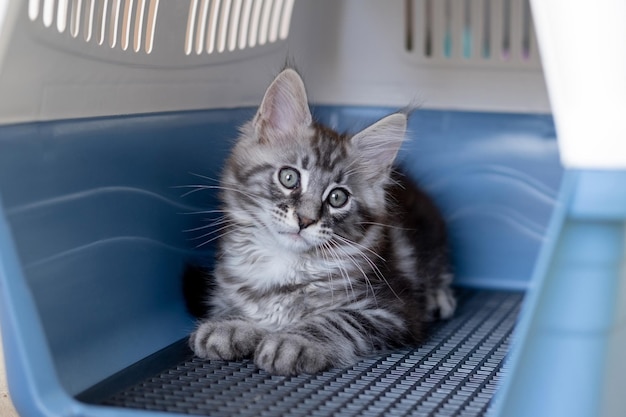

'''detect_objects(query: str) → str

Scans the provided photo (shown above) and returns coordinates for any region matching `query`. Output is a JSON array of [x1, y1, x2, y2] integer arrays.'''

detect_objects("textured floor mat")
[[84, 290, 523, 416]]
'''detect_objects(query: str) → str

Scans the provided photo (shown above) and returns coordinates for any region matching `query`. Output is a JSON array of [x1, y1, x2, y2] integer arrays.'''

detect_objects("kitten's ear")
[[254, 69, 312, 143], [351, 113, 407, 170]]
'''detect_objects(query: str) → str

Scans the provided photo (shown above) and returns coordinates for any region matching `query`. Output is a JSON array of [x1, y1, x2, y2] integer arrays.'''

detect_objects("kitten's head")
[[222, 69, 407, 253]]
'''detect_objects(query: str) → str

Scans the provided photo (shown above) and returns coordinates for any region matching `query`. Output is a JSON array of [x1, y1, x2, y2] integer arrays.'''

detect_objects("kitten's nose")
[[297, 214, 316, 230]]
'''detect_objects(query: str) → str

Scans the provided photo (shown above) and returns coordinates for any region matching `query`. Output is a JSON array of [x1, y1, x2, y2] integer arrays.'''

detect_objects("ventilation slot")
[[28, 0, 160, 54], [185, 0, 294, 55], [405, 0, 539, 65]]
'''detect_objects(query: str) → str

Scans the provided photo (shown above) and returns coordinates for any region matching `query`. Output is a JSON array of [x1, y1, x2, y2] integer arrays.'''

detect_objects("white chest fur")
[[218, 236, 332, 329], [224, 241, 306, 287]]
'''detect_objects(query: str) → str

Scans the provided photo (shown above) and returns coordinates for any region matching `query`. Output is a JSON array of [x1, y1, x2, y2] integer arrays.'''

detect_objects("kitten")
[[188, 68, 456, 375]]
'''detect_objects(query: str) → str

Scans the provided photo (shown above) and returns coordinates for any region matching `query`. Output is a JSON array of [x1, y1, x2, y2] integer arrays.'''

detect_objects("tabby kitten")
[[188, 68, 456, 375]]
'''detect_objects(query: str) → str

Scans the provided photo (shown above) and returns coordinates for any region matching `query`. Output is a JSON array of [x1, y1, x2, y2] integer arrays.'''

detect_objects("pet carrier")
[[0, 1, 624, 416]]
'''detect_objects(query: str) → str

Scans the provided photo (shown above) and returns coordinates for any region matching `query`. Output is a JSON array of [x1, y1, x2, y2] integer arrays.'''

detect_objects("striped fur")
[[189, 69, 456, 375]]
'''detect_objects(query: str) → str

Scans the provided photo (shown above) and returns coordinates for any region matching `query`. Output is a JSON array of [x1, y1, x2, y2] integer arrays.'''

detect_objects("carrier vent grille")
[[405, 0, 540, 66], [28, 0, 160, 54], [184, 0, 294, 55]]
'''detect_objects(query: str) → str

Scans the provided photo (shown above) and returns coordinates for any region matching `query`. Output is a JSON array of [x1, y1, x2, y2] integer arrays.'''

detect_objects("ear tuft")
[[254, 69, 312, 143], [351, 112, 407, 171]]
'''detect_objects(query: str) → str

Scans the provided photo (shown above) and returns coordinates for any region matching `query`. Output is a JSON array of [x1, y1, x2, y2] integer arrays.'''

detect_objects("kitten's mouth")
[[277, 231, 311, 248], [279, 231, 304, 240]]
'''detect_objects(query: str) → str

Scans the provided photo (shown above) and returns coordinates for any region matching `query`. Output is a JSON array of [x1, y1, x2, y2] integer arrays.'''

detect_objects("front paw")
[[190, 319, 264, 361], [254, 333, 331, 375], [427, 281, 457, 321]]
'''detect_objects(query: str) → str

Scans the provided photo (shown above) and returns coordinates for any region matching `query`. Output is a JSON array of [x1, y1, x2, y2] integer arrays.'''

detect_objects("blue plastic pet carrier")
[[0, 1, 624, 416]]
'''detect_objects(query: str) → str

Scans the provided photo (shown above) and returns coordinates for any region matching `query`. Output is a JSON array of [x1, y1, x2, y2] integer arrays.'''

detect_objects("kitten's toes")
[[190, 319, 263, 361], [427, 274, 457, 321], [255, 333, 330, 375], [429, 291, 456, 321], [436, 286, 457, 319]]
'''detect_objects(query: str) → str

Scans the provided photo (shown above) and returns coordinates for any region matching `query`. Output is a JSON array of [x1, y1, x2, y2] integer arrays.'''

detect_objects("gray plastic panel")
[[90, 290, 522, 417]]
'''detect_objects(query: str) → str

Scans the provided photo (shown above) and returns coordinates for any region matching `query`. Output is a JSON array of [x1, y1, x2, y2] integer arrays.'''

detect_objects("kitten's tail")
[[182, 264, 212, 319]]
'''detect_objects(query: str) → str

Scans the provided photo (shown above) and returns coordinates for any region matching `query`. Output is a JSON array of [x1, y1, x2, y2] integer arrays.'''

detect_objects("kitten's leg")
[[426, 272, 457, 320], [190, 319, 266, 361], [254, 309, 406, 375]]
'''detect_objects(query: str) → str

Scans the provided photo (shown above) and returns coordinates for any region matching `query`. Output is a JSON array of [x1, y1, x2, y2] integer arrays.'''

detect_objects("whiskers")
[[182, 210, 239, 248], [174, 172, 262, 201], [357, 221, 415, 232], [176, 172, 264, 248], [319, 240, 357, 302], [326, 233, 402, 302], [187, 220, 231, 248], [175, 184, 259, 201]]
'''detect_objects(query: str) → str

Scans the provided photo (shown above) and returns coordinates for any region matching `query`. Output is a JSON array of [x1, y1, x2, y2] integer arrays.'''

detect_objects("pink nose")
[[297, 215, 316, 230]]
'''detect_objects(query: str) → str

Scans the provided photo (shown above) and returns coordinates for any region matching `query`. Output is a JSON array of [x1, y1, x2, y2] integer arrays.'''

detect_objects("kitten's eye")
[[327, 188, 349, 208], [278, 167, 300, 189]]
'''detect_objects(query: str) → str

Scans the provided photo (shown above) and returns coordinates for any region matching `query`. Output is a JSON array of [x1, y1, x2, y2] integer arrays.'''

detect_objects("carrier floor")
[[80, 290, 523, 417]]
